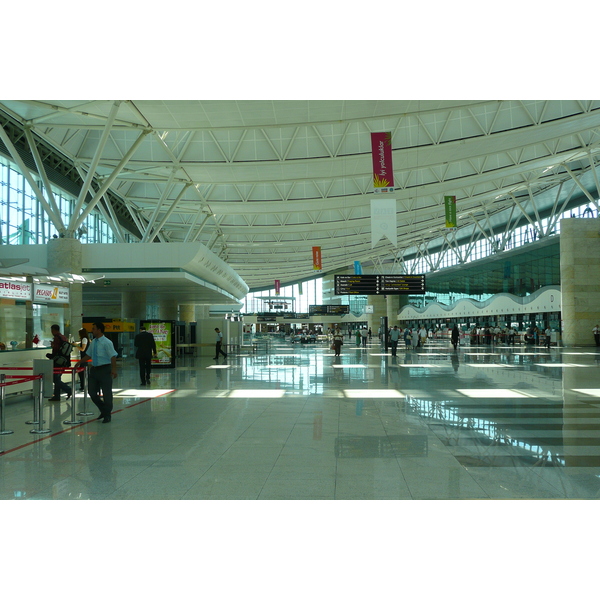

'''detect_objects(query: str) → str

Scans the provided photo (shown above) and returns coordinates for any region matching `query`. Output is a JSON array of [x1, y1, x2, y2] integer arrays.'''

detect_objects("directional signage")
[[309, 305, 350, 316], [334, 274, 426, 295]]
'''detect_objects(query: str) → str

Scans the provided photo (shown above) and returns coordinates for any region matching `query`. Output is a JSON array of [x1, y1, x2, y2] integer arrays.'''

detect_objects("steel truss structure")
[[1, 100, 599, 294]]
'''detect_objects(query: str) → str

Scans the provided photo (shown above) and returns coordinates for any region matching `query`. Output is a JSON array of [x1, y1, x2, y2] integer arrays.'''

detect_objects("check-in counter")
[[0, 348, 52, 397]]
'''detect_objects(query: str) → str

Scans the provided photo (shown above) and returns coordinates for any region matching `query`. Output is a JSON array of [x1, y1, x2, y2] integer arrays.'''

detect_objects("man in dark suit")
[[134, 326, 157, 386]]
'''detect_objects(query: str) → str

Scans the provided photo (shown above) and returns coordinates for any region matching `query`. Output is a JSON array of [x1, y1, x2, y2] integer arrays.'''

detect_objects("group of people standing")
[[46, 322, 158, 425]]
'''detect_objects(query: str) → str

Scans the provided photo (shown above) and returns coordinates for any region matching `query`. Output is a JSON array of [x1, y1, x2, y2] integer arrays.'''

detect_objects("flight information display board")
[[309, 305, 350, 315], [334, 274, 426, 295]]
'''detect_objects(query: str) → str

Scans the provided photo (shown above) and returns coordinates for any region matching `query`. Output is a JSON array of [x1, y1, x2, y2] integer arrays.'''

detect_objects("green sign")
[[444, 195, 457, 228]]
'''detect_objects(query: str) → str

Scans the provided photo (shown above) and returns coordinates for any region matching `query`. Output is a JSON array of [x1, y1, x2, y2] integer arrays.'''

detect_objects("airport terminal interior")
[[2, 98, 600, 509]]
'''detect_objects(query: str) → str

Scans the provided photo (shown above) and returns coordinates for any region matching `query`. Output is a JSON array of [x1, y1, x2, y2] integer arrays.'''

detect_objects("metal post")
[[26, 373, 45, 426], [77, 365, 93, 416], [63, 366, 82, 425], [30, 374, 51, 435], [0, 374, 14, 435]]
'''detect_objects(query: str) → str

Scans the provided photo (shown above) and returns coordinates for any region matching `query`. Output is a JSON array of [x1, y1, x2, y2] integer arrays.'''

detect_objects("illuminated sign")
[[309, 305, 350, 315], [334, 274, 426, 295]]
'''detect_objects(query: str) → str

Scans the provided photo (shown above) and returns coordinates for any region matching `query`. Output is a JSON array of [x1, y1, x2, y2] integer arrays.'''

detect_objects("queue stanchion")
[[30, 374, 51, 435], [63, 366, 82, 425], [77, 364, 93, 417], [0, 374, 14, 436], [26, 375, 47, 426]]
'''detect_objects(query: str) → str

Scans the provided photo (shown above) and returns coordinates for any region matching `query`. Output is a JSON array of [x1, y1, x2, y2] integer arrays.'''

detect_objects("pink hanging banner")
[[274, 279, 281, 295], [371, 132, 395, 192]]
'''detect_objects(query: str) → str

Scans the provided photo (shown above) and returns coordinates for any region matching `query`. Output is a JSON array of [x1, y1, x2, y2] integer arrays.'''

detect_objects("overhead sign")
[[334, 274, 426, 295], [33, 284, 70, 303], [0, 279, 32, 300], [309, 305, 350, 316]]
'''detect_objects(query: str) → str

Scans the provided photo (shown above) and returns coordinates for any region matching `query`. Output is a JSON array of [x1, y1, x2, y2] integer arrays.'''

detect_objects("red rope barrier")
[[0, 375, 42, 387], [0, 365, 85, 374]]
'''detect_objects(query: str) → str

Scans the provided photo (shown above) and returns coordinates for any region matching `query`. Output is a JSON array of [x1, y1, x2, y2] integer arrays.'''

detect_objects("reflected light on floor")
[[571, 389, 600, 397], [206, 365, 231, 369], [457, 388, 533, 398], [534, 363, 590, 368], [229, 389, 286, 398], [115, 389, 175, 397], [465, 364, 513, 368], [343, 389, 404, 398], [332, 364, 369, 369]]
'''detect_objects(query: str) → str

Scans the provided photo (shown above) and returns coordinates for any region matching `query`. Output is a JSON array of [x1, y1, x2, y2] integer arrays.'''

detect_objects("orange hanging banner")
[[312, 246, 322, 270]]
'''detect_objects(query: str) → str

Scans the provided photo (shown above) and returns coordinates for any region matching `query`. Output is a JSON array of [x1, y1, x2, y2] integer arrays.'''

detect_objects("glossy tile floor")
[[3, 336, 600, 500]]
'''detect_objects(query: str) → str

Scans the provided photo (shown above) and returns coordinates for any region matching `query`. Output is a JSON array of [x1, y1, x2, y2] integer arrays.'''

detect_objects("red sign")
[[274, 279, 281, 295], [371, 132, 394, 192], [312, 246, 322, 270]]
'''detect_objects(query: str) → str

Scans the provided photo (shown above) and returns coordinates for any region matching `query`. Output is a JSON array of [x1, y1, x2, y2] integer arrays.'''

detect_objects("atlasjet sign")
[[0, 280, 32, 300]]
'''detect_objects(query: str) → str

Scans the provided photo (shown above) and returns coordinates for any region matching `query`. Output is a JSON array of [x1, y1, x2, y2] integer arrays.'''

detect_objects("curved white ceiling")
[[1, 100, 599, 292]]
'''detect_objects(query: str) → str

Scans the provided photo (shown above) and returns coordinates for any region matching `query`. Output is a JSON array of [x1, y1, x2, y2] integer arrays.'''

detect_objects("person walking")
[[355, 328, 361, 347], [77, 322, 118, 423], [545, 326, 552, 349], [74, 327, 90, 391], [332, 327, 344, 356], [134, 325, 157, 386], [404, 327, 412, 348], [593, 325, 600, 347], [214, 328, 228, 360], [389, 325, 400, 357], [451, 325, 460, 351], [46, 324, 72, 401], [360, 327, 368, 347]]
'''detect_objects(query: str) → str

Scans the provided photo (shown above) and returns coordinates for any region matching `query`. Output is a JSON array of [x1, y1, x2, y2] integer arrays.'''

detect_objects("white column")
[[47, 237, 82, 337]]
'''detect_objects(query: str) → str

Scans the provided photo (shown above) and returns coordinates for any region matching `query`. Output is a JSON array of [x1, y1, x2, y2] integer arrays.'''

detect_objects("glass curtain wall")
[[0, 155, 119, 245], [243, 278, 323, 314], [403, 202, 598, 276]]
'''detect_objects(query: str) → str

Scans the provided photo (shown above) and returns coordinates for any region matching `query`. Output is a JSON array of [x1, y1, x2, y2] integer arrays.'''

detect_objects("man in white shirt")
[[77, 322, 118, 423], [545, 327, 552, 349], [214, 328, 228, 360], [360, 327, 368, 347], [389, 326, 400, 356]]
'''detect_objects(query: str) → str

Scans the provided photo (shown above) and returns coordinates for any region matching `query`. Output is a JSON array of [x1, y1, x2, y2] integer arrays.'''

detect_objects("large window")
[[243, 278, 323, 313], [0, 155, 118, 245], [403, 202, 598, 278]]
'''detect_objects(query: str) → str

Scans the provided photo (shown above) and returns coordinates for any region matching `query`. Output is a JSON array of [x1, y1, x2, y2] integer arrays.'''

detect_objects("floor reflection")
[[2, 339, 600, 499]]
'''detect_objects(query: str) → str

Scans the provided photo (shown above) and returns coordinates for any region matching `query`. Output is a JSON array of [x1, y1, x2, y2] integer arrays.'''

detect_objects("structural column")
[[387, 295, 410, 322], [122, 291, 148, 321], [560, 217, 600, 346], [158, 298, 179, 321], [47, 237, 82, 336], [367, 294, 387, 334], [180, 304, 196, 323]]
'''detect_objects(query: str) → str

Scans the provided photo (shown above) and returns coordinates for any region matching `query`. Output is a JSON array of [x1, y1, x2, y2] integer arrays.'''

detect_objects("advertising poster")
[[142, 320, 176, 368]]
